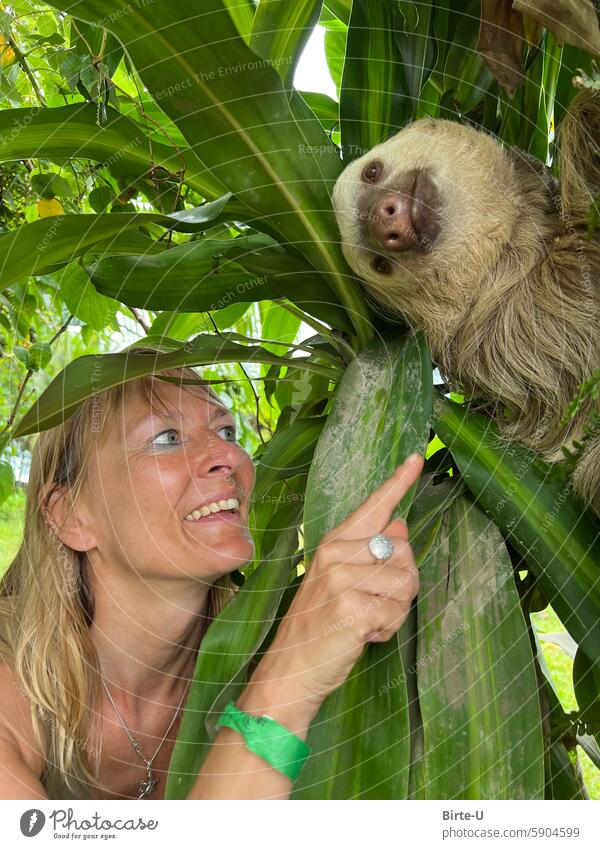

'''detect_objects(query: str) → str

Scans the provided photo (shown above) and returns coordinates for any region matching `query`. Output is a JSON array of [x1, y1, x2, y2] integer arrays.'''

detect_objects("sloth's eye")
[[362, 161, 382, 183], [373, 256, 393, 274]]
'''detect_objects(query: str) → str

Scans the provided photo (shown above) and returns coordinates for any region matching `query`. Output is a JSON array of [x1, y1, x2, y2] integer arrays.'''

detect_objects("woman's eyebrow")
[[211, 405, 231, 420], [127, 404, 231, 432]]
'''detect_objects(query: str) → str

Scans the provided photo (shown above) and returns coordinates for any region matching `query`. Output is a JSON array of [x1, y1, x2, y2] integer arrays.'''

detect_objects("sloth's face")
[[332, 116, 528, 319]]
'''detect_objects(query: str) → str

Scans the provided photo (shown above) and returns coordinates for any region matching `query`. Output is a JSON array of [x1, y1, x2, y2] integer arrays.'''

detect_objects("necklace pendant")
[[138, 772, 158, 799]]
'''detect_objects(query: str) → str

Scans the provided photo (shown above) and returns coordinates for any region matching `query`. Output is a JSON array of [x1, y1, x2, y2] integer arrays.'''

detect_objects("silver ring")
[[368, 533, 395, 561]]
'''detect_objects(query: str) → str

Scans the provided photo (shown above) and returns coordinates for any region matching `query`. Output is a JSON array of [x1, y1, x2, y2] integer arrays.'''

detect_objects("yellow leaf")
[[0, 34, 14, 68], [37, 198, 64, 218]]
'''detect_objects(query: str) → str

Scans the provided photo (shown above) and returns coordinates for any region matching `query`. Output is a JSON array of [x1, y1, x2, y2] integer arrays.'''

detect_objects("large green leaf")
[[442, 0, 495, 114], [432, 394, 600, 674], [253, 415, 324, 502], [395, 1, 435, 111], [56, 262, 119, 331], [11, 334, 340, 439], [340, 0, 409, 159], [302, 331, 433, 562], [85, 236, 303, 311], [85, 235, 355, 333], [417, 493, 544, 799], [0, 195, 232, 292], [0, 104, 227, 201], [250, 0, 323, 88], [46, 0, 373, 345], [291, 330, 433, 798]]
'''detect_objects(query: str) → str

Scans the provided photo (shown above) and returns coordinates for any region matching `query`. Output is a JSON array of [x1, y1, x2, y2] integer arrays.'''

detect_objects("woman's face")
[[79, 377, 256, 583]]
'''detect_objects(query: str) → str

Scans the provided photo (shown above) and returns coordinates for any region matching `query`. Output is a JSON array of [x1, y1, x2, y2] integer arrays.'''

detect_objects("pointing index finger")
[[330, 453, 424, 541]]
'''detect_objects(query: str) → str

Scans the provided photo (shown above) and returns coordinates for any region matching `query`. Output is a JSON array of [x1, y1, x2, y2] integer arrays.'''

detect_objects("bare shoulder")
[[0, 661, 46, 789]]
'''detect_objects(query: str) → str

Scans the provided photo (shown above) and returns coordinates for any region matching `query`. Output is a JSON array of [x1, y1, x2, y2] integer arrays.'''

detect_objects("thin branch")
[[0, 314, 74, 446], [6, 33, 46, 107], [129, 307, 150, 334], [207, 313, 267, 444], [277, 300, 352, 362]]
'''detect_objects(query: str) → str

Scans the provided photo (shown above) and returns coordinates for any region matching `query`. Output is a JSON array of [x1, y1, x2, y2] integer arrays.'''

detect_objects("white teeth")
[[184, 497, 240, 521]]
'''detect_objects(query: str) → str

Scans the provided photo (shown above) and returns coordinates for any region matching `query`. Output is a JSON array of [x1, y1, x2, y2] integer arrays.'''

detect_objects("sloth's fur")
[[332, 89, 600, 516]]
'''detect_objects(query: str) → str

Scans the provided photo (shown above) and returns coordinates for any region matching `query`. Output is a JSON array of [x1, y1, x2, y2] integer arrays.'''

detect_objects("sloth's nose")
[[367, 170, 440, 252], [369, 191, 416, 250]]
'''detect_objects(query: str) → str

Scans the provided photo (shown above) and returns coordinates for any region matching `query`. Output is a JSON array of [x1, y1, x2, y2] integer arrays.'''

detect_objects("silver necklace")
[[102, 678, 190, 799]]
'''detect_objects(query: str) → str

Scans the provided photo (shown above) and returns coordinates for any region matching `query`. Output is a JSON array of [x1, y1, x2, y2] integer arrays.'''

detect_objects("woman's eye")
[[152, 428, 180, 447], [217, 424, 237, 442]]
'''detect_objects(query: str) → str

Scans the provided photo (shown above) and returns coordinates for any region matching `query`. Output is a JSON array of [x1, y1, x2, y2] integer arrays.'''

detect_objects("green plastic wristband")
[[215, 700, 311, 782]]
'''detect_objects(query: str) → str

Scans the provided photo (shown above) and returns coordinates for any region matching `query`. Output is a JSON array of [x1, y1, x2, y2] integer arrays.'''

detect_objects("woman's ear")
[[44, 485, 97, 552]]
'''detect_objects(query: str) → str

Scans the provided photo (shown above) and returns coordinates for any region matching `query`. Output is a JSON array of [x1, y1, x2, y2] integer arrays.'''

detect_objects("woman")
[[0, 347, 423, 800]]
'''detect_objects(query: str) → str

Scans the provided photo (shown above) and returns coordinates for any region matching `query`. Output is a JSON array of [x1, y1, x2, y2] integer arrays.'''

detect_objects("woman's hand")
[[237, 453, 424, 733]]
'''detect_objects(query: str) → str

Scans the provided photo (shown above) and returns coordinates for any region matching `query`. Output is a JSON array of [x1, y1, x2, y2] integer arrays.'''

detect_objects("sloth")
[[332, 88, 600, 517]]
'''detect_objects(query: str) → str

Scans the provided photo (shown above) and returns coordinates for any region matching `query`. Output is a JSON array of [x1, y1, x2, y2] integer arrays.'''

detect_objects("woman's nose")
[[191, 433, 244, 479]]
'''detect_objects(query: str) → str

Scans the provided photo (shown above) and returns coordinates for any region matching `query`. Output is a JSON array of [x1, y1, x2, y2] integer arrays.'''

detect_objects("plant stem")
[[0, 314, 74, 453], [278, 301, 355, 364], [6, 34, 46, 107]]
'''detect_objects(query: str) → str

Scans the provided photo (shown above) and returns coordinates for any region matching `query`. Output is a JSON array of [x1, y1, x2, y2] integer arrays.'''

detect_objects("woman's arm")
[[187, 455, 424, 800], [187, 677, 318, 800]]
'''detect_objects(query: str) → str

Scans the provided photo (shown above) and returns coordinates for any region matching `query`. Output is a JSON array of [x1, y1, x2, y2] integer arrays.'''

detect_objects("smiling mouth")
[[184, 497, 240, 522]]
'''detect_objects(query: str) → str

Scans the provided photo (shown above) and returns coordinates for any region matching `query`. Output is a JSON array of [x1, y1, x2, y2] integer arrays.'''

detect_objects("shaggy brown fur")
[[332, 89, 600, 516]]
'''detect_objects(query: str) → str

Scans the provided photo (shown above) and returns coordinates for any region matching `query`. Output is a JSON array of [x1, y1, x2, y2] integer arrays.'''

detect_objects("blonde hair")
[[0, 347, 237, 795]]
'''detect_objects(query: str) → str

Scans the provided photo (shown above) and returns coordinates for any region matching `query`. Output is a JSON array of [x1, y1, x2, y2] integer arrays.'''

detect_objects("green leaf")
[[88, 186, 114, 213], [13, 345, 31, 368], [57, 262, 119, 331], [395, 0, 435, 113], [0, 459, 15, 507], [545, 741, 587, 799], [70, 16, 124, 78], [0, 195, 232, 292], [432, 394, 600, 673], [417, 493, 544, 799], [303, 331, 433, 562], [298, 91, 339, 126], [406, 473, 467, 565], [12, 333, 340, 438], [323, 1, 351, 24], [340, 0, 410, 158], [31, 172, 74, 200], [274, 365, 329, 416], [250, 0, 323, 88], [223, 0, 255, 43], [45, 0, 372, 345], [29, 341, 53, 371], [258, 301, 301, 354], [442, 2, 494, 114], [291, 330, 433, 799], [253, 415, 324, 503], [324, 17, 347, 96], [0, 103, 227, 201], [86, 236, 354, 333], [212, 302, 252, 330]]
